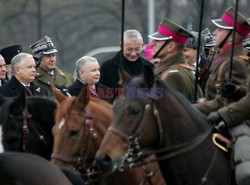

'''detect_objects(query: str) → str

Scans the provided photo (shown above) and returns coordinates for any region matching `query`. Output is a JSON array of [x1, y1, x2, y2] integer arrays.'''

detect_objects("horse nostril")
[[96, 153, 113, 172]]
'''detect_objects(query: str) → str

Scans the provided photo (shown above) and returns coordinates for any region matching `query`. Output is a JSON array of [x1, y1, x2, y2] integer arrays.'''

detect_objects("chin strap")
[[153, 40, 171, 59], [218, 30, 232, 49]]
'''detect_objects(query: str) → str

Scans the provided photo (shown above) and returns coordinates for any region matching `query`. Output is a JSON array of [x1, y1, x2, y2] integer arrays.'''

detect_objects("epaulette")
[[168, 65, 179, 73], [236, 55, 250, 63], [36, 72, 42, 77], [57, 69, 73, 78], [177, 63, 197, 71]]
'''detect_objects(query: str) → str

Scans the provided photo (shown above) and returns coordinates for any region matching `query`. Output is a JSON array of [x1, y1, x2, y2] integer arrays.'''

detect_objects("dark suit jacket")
[[0, 76, 48, 98], [67, 79, 113, 104], [100, 51, 154, 102], [0, 79, 8, 87]]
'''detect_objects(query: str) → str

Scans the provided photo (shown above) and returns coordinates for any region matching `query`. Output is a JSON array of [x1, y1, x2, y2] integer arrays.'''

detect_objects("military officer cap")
[[185, 31, 206, 50], [149, 18, 192, 45], [201, 28, 215, 47], [29, 36, 58, 61], [0, 45, 22, 65], [211, 6, 250, 37]]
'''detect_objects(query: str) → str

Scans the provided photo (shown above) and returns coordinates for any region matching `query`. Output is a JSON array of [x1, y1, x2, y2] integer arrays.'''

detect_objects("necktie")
[[89, 85, 97, 96], [24, 86, 33, 96]]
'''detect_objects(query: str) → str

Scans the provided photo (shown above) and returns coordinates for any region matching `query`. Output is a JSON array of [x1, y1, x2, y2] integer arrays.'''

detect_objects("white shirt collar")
[[20, 82, 30, 87]]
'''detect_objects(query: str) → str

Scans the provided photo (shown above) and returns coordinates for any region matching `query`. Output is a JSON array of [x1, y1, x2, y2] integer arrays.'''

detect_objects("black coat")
[[0, 79, 8, 87], [0, 76, 48, 98], [100, 51, 154, 102], [67, 79, 113, 104]]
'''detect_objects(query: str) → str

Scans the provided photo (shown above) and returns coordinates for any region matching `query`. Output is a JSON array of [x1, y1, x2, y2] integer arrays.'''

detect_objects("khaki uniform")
[[194, 44, 248, 115], [34, 66, 74, 97], [154, 51, 203, 102], [218, 56, 250, 127]]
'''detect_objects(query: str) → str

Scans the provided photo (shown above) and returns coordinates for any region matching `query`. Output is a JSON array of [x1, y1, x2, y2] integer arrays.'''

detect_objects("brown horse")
[[50, 85, 166, 185], [95, 67, 235, 185]]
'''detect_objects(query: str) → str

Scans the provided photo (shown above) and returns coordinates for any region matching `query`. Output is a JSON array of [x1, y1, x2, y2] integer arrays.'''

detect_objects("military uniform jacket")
[[34, 66, 74, 97], [194, 44, 248, 115], [0, 76, 48, 98], [218, 57, 250, 127], [154, 51, 203, 102]]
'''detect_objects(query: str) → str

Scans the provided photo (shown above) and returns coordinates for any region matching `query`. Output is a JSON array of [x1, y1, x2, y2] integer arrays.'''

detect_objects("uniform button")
[[229, 108, 234, 113]]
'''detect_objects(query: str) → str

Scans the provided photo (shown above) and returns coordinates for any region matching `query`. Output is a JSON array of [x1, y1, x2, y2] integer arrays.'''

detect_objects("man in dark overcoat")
[[0, 53, 47, 97], [100, 29, 154, 103]]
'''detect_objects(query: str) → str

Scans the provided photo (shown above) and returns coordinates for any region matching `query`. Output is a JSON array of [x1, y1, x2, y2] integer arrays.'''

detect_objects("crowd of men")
[[0, 5, 250, 184], [0, 5, 249, 124]]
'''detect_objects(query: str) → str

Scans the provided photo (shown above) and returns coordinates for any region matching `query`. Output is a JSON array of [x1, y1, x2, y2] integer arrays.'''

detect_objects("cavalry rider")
[[194, 6, 250, 115], [200, 7, 250, 185], [149, 18, 203, 102]]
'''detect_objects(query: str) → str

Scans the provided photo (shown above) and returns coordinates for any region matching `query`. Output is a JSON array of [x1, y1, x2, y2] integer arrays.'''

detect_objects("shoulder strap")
[[177, 63, 196, 71], [216, 61, 227, 85], [236, 55, 250, 62]]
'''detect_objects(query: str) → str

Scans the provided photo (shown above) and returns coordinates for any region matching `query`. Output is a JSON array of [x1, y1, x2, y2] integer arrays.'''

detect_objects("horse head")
[[0, 91, 27, 151], [0, 90, 56, 159], [96, 66, 213, 177], [51, 84, 113, 173], [96, 66, 164, 171]]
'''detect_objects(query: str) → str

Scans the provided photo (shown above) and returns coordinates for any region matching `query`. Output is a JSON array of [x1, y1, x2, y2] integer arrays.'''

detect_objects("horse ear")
[[76, 84, 89, 106], [51, 86, 67, 104], [118, 68, 131, 87], [10, 90, 26, 115], [143, 66, 155, 88]]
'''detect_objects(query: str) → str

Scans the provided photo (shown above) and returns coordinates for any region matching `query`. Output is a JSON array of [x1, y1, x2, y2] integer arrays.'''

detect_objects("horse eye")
[[128, 106, 141, 115], [69, 130, 79, 137]]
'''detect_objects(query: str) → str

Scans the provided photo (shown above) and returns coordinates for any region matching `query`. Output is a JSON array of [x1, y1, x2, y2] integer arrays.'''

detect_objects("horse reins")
[[107, 96, 214, 185], [107, 97, 164, 147]]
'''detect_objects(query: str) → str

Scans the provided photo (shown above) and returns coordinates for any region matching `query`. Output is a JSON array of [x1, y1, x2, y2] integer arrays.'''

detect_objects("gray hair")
[[11, 53, 33, 75], [75, 56, 98, 79], [123, 29, 143, 43]]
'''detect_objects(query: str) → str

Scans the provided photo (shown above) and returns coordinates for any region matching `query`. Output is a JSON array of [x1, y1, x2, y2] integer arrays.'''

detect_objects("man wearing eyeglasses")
[[100, 29, 154, 103]]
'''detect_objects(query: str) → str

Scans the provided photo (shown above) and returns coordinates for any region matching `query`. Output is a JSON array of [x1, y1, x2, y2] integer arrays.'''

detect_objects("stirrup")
[[212, 133, 231, 152]]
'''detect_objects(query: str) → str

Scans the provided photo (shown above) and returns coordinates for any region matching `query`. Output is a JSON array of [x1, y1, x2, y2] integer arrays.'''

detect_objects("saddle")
[[212, 122, 250, 185]]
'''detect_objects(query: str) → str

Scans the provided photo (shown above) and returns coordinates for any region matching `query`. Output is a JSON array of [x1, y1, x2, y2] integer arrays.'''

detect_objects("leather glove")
[[220, 81, 237, 98], [55, 85, 71, 97], [207, 111, 222, 126]]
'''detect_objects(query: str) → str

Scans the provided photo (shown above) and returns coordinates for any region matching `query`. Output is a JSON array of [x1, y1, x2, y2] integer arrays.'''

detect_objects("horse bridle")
[[108, 97, 164, 145], [107, 97, 164, 160], [107, 96, 215, 184], [1, 100, 46, 151], [51, 107, 101, 175]]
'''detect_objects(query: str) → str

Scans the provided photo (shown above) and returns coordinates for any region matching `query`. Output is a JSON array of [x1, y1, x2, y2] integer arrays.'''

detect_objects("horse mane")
[[55, 97, 75, 123], [88, 98, 113, 125], [55, 97, 113, 126], [155, 78, 208, 128]]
